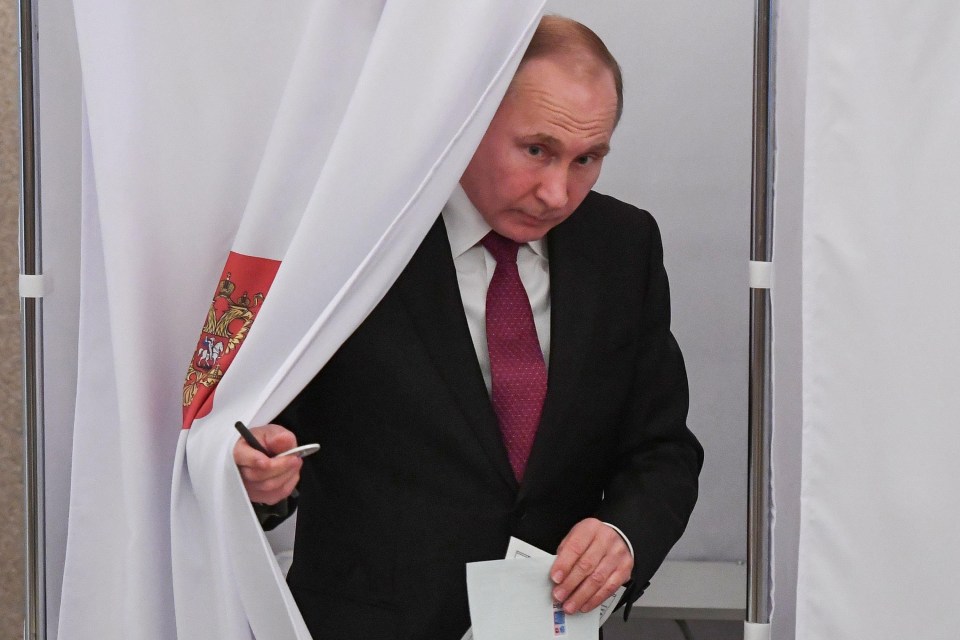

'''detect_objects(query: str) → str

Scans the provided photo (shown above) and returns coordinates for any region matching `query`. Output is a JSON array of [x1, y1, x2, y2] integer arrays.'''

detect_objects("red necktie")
[[481, 231, 547, 481]]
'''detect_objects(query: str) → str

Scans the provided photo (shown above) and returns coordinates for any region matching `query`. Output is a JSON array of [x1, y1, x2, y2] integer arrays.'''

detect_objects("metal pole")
[[747, 0, 774, 628], [19, 0, 46, 636]]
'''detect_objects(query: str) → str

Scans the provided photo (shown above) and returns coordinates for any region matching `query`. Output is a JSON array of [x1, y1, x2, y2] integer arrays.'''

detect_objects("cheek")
[[570, 167, 602, 196], [485, 167, 532, 205], [501, 173, 533, 199], [558, 173, 602, 217]]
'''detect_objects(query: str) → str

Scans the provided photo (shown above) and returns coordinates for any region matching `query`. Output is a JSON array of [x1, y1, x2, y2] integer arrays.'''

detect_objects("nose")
[[535, 164, 569, 210]]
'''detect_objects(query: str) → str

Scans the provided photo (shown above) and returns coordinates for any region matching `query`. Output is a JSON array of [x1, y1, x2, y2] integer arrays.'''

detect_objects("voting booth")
[[19, 0, 960, 638], [18, 1, 761, 638]]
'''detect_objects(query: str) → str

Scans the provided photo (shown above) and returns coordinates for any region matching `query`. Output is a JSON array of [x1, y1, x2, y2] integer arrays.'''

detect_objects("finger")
[[238, 454, 301, 484], [258, 425, 298, 455], [563, 550, 632, 614], [243, 459, 302, 504], [551, 519, 600, 585], [233, 424, 299, 469], [277, 472, 301, 499], [247, 477, 297, 504], [552, 535, 607, 607], [233, 436, 270, 467]]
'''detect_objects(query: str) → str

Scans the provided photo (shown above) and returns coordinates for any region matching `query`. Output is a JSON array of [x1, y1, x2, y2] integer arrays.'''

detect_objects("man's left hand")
[[550, 518, 633, 614]]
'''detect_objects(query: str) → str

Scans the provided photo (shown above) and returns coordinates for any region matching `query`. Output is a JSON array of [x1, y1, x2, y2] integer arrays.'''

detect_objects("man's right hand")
[[233, 423, 303, 505]]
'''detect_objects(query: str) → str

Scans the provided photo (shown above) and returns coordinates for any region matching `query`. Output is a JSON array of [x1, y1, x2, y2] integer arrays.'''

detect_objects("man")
[[235, 15, 702, 639]]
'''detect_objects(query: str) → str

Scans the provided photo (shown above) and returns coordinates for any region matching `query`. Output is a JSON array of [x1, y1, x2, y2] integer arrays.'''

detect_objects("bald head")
[[515, 15, 623, 125]]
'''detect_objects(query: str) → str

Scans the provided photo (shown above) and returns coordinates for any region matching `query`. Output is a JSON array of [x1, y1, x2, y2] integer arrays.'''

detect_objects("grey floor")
[[603, 618, 743, 640]]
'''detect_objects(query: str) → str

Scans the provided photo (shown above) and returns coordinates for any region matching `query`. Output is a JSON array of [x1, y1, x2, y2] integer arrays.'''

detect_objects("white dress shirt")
[[440, 185, 634, 560], [441, 184, 551, 393]]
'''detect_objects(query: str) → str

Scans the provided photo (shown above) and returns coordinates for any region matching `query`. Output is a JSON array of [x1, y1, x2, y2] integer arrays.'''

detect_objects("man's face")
[[460, 55, 619, 243]]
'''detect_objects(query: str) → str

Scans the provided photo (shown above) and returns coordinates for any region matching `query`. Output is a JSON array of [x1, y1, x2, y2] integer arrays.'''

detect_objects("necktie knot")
[[481, 231, 520, 264]]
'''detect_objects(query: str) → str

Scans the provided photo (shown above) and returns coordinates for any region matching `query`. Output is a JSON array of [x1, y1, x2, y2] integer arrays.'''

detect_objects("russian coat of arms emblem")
[[182, 252, 280, 428]]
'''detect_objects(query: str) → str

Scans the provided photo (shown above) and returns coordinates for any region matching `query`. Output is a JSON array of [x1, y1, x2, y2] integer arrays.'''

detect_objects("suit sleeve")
[[593, 214, 704, 607]]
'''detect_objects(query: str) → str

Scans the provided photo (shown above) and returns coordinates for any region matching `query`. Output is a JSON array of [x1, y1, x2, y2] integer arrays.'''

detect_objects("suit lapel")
[[520, 214, 603, 495], [396, 211, 604, 496], [397, 216, 519, 491]]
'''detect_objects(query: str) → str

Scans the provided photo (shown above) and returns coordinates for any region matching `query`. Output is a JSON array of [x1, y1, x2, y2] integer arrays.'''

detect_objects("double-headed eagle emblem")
[[182, 272, 265, 413]]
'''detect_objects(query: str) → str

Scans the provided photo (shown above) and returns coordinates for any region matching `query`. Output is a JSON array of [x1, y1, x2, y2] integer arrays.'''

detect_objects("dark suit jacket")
[[277, 191, 703, 640]]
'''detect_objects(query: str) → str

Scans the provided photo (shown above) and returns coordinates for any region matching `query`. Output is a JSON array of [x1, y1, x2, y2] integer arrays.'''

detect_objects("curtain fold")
[[798, 3, 960, 638], [61, 2, 546, 638]]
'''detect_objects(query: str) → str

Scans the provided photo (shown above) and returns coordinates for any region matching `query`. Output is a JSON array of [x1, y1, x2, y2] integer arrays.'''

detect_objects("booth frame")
[[18, 1, 777, 636]]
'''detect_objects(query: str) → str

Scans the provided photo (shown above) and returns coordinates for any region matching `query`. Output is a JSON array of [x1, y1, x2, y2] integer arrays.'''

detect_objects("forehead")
[[502, 56, 618, 142]]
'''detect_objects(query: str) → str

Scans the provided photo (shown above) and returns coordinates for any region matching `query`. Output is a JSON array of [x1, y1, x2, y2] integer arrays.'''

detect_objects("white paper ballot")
[[460, 538, 625, 640], [467, 557, 599, 640], [504, 537, 625, 625]]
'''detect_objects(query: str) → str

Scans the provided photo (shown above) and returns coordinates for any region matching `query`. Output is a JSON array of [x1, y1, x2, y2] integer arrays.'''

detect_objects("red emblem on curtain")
[[182, 251, 281, 429]]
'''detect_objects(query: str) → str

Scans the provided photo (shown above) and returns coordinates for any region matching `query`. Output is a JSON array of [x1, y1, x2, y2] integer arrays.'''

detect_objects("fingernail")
[[564, 601, 577, 614], [551, 571, 564, 584], [553, 588, 566, 602]]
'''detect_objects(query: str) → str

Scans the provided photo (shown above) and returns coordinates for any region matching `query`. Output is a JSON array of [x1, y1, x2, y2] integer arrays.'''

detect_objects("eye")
[[575, 155, 594, 166], [526, 145, 544, 157]]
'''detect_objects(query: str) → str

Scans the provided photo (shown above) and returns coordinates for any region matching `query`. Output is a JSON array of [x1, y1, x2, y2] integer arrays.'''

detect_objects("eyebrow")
[[587, 142, 612, 156]]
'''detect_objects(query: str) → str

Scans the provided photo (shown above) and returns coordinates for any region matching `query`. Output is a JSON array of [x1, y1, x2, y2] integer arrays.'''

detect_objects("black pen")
[[234, 420, 320, 461], [234, 420, 272, 457]]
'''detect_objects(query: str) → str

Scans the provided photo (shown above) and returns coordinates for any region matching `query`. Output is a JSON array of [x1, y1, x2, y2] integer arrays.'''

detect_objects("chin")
[[499, 227, 548, 243], [493, 218, 555, 243]]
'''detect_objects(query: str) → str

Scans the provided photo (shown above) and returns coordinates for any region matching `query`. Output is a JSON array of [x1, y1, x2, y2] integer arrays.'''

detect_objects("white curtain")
[[797, 3, 960, 638], [59, 2, 546, 638]]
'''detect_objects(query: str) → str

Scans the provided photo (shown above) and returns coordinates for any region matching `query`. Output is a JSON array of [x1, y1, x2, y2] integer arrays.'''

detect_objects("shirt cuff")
[[602, 521, 634, 559]]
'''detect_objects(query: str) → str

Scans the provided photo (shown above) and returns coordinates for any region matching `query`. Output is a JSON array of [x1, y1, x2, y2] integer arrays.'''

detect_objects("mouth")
[[517, 209, 555, 224]]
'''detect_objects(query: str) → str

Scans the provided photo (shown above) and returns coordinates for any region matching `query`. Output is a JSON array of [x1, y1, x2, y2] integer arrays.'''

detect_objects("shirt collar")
[[441, 184, 547, 259]]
